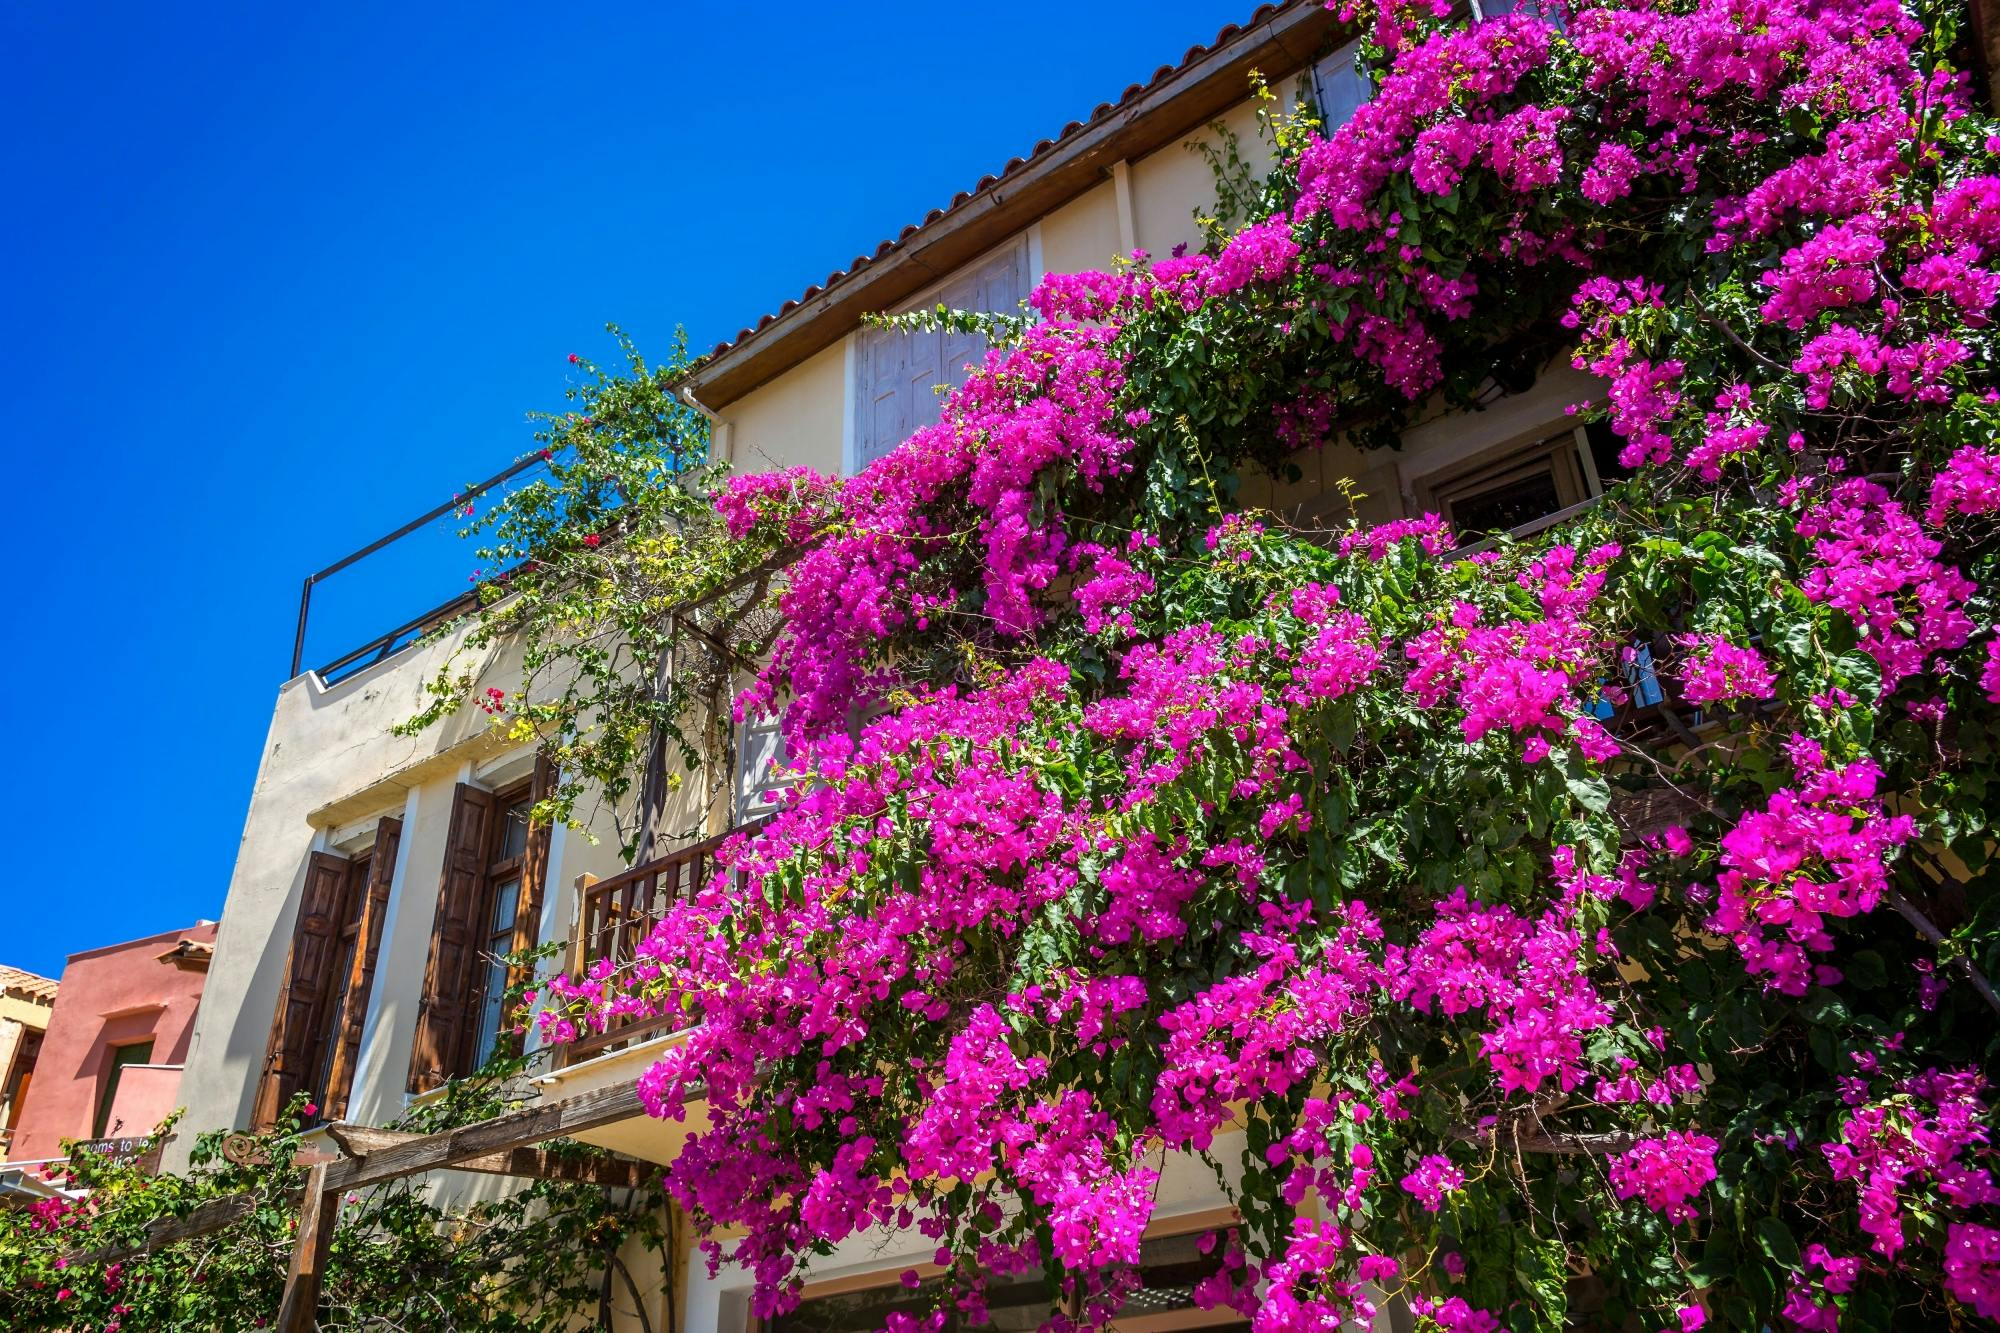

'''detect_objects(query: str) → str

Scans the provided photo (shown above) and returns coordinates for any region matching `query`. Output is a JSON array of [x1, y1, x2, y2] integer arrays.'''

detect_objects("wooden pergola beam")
[[324, 1123, 657, 1191], [59, 1076, 652, 1283], [66, 1192, 264, 1266], [318, 1078, 648, 1195], [274, 1080, 652, 1324], [276, 1163, 337, 1333]]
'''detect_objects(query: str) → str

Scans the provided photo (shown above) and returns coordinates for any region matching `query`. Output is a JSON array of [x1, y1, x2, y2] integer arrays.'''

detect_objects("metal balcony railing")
[[290, 452, 550, 685]]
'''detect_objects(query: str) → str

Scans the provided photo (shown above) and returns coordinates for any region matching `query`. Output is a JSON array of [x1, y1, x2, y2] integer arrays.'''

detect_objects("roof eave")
[[684, 0, 1339, 411]]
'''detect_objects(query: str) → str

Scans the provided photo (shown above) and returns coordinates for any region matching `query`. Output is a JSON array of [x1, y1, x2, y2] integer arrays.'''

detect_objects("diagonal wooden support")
[[276, 1162, 337, 1333], [318, 1077, 647, 1194], [60, 1076, 654, 1270], [323, 1123, 656, 1191]]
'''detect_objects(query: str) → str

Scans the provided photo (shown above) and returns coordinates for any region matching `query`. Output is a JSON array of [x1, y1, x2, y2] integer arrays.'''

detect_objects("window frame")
[[301, 849, 371, 1116], [1408, 423, 1607, 548], [463, 778, 535, 1072], [763, 1218, 1238, 1333], [94, 1039, 156, 1140], [732, 713, 789, 826], [1310, 36, 1372, 130], [1471, 0, 1568, 26]]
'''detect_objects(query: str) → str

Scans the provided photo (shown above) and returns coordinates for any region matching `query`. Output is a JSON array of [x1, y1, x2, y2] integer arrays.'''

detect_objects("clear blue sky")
[[0, 2, 1246, 977]]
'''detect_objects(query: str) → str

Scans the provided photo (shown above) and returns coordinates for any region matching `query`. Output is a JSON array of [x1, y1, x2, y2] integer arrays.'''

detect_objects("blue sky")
[[0, 2, 1247, 977]]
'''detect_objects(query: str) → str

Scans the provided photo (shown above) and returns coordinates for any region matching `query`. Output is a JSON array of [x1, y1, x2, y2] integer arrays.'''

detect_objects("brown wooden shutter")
[[320, 815, 401, 1120], [507, 757, 557, 981], [407, 784, 495, 1093], [252, 852, 351, 1130], [497, 756, 559, 1057]]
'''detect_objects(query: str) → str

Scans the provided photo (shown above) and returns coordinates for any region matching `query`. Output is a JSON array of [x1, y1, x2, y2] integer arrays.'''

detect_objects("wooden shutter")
[[1312, 38, 1371, 129], [939, 244, 1029, 393], [855, 317, 921, 471], [497, 756, 559, 1056], [320, 815, 401, 1120], [852, 242, 1028, 471], [507, 757, 557, 978], [252, 852, 351, 1130], [407, 784, 496, 1093]]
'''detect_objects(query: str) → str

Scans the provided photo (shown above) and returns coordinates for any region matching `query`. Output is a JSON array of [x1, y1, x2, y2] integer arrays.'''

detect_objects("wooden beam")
[[60, 1077, 652, 1267], [276, 1163, 336, 1333], [66, 1192, 265, 1266], [319, 1078, 647, 1195], [324, 1123, 656, 1191]]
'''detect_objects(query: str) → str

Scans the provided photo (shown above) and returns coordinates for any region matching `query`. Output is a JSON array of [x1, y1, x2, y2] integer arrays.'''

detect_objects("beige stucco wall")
[[1038, 179, 1123, 276], [170, 622, 653, 1166], [1129, 95, 1277, 260], [717, 340, 846, 477]]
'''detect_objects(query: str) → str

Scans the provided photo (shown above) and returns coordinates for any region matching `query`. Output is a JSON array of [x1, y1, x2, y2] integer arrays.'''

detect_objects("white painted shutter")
[[851, 243, 1029, 472], [733, 715, 787, 824], [1312, 40, 1371, 129]]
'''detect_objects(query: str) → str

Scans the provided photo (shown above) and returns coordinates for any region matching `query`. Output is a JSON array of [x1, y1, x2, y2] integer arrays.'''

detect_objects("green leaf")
[[1753, 1215, 1800, 1269]]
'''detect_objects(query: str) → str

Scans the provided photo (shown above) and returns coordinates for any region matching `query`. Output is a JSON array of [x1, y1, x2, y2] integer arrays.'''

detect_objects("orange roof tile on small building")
[[157, 938, 216, 973], [681, 0, 1341, 411], [0, 966, 57, 1006]]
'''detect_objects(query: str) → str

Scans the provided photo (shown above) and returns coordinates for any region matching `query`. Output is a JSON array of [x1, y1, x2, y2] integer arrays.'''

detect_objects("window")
[[770, 1230, 1232, 1333], [1474, 0, 1567, 26], [1312, 38, 1371, 130], [1413, 422, 1621, 546], [305, 849, 369, 1110], [1, 1028, 39, 1134], [304, 844, 376, 1112], [733, 714, 789, 825], [254, 813, 403, 1129], [851, 242, 1029, 473], [468, 786, 534, 1067], [95, 1040, 154, 1139], [408, 763, 554, 1094]]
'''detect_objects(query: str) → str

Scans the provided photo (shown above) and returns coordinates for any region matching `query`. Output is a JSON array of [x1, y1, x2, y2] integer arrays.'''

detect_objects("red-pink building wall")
[[4, 922, 215, 1165]]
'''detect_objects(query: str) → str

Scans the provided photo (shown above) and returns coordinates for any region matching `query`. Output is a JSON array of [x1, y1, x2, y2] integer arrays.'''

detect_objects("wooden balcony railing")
[[557, 826, 746, 1066]]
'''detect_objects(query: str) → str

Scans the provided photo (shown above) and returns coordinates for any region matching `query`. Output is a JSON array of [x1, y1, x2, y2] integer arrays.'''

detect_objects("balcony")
[[553, 827, 748, 1069]]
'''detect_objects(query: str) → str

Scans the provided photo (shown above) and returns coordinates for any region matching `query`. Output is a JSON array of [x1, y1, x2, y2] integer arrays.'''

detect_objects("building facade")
[[0, 965, 58, 1167], [176, 2, 1608, 1328], [2, 924, 214, 1170]]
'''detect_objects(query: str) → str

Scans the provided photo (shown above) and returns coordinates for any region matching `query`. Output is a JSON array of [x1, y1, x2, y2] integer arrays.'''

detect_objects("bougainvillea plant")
[[535, 0, 2000, 1327]]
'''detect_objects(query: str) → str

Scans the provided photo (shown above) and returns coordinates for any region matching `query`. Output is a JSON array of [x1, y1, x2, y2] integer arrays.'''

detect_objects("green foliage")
[[397, 325, 788, 858], [0, 956, 666, 1332], [0, 1087, 664, 1333]]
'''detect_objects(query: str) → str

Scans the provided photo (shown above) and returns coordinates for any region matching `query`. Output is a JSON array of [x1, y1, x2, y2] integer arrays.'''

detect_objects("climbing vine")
[[397, 324, 791, 859]]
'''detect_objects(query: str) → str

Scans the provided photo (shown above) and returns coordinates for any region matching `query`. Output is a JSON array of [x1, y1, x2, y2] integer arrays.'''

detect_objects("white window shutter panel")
[[1312, 40, 1371, 129], [850, 241, 1030, 473], [733, 716, 788, 824]]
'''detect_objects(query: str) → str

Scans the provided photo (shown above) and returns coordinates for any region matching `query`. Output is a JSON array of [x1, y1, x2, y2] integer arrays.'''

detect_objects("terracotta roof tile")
[[0, 965, 58, 1005]]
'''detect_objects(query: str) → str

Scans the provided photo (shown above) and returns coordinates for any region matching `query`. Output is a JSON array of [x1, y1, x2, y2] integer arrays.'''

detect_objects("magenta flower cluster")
[[523, 0, 2000, 1326]]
